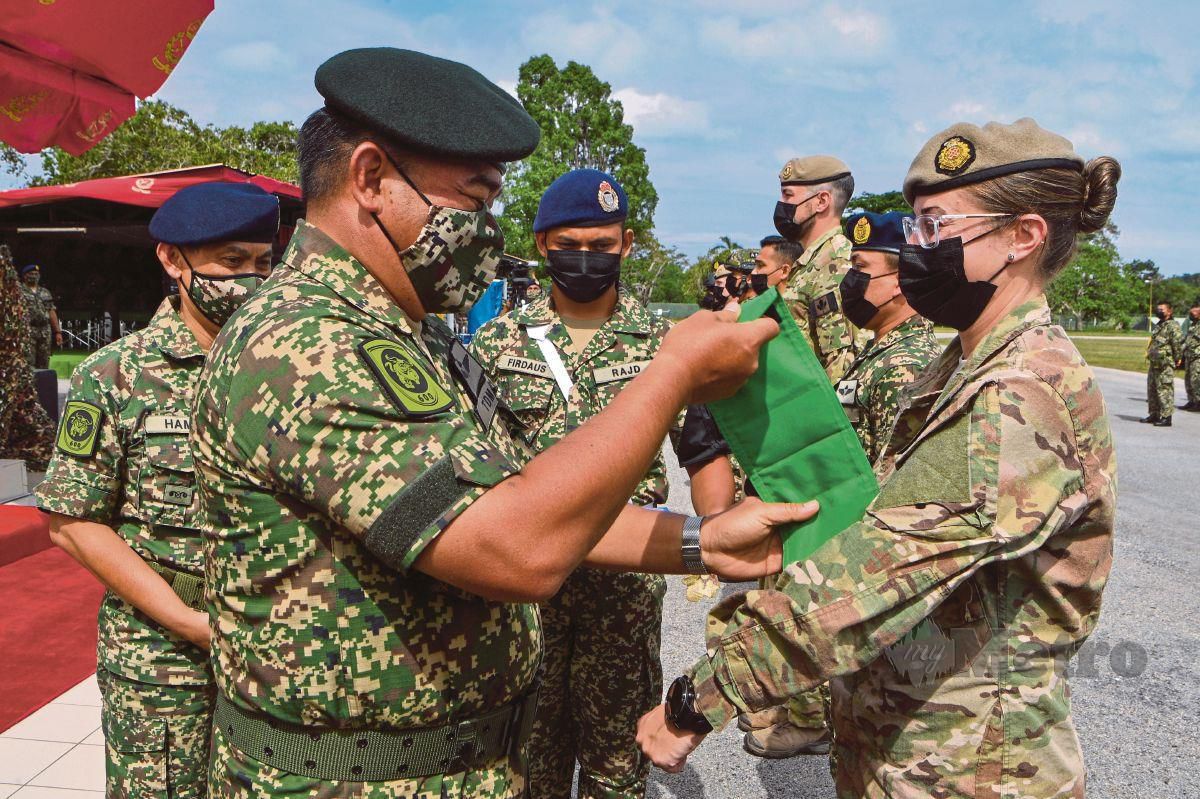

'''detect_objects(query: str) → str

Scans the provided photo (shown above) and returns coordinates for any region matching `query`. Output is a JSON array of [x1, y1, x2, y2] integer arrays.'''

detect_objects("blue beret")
[[533, 169, 628, 233], [316, 48, 540, 163], [844, 210, 911, 254], [149, 182, 279, 247], [19, 263, 39, 275]]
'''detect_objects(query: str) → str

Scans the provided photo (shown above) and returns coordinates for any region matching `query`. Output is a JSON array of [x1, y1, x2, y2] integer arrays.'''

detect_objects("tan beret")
[[779, 155, 851, 185], [903, 117, 1084, 204]]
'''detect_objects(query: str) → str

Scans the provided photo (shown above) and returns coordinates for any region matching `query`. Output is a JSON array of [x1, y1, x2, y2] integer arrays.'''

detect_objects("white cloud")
[[822, 5, 886, 48], [612, 88, 710, 138], [217, 41, 294, 71]]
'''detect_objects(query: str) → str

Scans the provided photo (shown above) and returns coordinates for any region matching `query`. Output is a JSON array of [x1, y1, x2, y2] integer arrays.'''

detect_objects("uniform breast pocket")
[[138, 434, 198, 528], [497, 372, 556, 444]]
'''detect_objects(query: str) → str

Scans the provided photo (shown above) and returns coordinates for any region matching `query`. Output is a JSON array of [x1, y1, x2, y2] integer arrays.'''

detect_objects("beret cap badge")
[[780, 162, 794, 180], [935, 136, 976, 176], [852, 216, 872, 244], [597, 180, 620, 213]]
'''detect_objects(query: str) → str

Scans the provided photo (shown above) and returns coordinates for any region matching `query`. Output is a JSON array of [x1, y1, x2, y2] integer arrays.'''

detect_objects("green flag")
[[707, 288, 879, 563]]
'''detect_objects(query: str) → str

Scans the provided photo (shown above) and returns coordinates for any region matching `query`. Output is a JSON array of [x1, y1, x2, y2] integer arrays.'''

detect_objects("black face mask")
[[898, 234, 1010, 331], [839, 268, 898, 329], [749, 273, 769, 295], [772, 194, 818, 243], [1154, 309, 1168, 321], [545, 249, 621, 303]]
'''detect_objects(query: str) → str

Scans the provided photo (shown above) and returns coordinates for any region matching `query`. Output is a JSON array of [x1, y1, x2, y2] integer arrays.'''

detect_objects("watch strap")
[[681, 515, 707, 574]]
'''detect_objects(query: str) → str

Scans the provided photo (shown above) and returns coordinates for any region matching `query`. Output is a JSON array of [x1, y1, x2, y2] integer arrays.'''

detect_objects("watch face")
[[667, 675, 690, 719]]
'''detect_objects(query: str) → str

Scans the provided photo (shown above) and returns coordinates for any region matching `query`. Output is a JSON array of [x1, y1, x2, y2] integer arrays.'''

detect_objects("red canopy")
[[0, 0, 213, 155], [0, 164, 302, 210]]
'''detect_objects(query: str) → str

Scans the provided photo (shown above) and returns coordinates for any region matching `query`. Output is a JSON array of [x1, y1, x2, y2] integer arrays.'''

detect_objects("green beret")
[[779, 155, 851, 185], [903, 117, 1084, 204], [315, 48, 541, 162]]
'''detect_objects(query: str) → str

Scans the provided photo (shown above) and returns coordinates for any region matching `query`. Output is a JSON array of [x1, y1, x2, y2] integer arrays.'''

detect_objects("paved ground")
[[651, 366, 1199, 799]]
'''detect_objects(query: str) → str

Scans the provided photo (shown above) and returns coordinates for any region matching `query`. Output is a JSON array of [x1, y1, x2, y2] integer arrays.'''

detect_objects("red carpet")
[[0, 545, 103, 732], [0, 506, 52, 567]]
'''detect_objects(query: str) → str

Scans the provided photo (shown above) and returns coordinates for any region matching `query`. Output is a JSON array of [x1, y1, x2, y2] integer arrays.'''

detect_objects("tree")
[[845, 190, 909, 214], [31, 100, 298, 185], [1, 143, 28, 182], [500, 55, 657, 261], [622, 238, 691, 304]]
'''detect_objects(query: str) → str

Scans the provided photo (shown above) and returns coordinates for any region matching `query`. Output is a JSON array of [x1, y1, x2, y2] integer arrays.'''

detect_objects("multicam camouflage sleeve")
[[688, 371, 1089, 729]]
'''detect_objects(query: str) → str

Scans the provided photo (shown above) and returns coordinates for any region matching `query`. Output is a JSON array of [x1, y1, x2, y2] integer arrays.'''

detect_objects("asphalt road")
[[651, 366, 1199, 799]]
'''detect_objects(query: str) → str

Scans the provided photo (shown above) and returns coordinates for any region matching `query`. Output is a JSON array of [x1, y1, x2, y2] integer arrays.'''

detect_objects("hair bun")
[[1079, 156, 1121, 234]]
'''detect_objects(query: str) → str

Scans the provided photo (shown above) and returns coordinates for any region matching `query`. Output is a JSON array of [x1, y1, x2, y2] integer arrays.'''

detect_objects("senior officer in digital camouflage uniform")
[[640, 118, 1121, 799], [835, 211, 941, 464], [773, 156, 861, 381], [1182, 299, 1200, 411], [18, 262, 63, 369], [35, 182, 278, 798], [1143, 300, 1183, 426], [471, 169, 674, 799], [191, 48, 812, 799]]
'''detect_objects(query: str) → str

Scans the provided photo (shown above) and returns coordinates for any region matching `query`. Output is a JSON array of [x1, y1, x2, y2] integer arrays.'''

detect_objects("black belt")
[[214, 681, 540, 782]]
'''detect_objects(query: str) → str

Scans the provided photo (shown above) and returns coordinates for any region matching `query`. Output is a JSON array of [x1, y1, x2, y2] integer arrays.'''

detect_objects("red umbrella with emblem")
[[0, 0, 214, 155]]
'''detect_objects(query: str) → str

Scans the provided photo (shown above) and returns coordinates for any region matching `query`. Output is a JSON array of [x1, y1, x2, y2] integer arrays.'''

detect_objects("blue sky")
[[18, 0, 1200, 275]]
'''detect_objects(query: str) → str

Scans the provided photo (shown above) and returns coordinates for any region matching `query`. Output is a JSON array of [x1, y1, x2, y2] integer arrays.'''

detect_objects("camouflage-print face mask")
[[394, 204, 504, 313], [372, 151, 505, 314], [183, 264, 266, 328]]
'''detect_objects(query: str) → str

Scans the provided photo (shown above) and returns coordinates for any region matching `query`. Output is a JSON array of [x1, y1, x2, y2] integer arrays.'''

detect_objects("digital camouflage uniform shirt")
[[779, 226, 859, 382], [1146, 315, 1182, 419], [469, 290, 672, 799], [836, 315, 941, 464], [37, 295, 211, 686], [192, 220, 537, 799], [1182, 318, 1200, 406], [690, 297, 1115, 799]]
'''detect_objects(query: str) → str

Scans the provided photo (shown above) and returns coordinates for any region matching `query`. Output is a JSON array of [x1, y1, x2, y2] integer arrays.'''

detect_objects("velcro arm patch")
[[364, 456, 467, 572], [808, 291, 840, 319], [57, 401, 104, 458]]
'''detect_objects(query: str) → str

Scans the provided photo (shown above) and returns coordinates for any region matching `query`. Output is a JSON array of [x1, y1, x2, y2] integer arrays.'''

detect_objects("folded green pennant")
[[707, 288, 879, 563]]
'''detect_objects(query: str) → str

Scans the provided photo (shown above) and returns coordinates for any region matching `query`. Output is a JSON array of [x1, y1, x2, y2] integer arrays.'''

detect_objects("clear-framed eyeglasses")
[[903, 213, 1015, 249]]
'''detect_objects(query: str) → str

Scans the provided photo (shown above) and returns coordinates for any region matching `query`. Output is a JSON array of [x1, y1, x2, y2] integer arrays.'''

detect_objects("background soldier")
[[1181, 300, 1200, 412], [471, 168, 669, 799], [1143, 300, 1182, 426], [773, 155, 860, 381], [745, 235, 802, 299], [191, 48, 810, 799], [836, 211, 941, 463], [0, 244, 54, 470], [18, 262, 62, 369], [36, 182, 278, 798]]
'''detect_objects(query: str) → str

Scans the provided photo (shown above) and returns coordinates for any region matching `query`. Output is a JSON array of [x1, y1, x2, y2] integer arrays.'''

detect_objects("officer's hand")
[[179, 609, 211, 652], [658, 310, 779, 404], [637, 703, 705, 773], [699, 497, 818, 580], [54, 331, 63, 346]]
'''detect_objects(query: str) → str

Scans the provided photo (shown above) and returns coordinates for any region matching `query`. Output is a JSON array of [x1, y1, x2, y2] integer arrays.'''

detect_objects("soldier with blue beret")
[[36, 181, 277, 798], [191, 47, 810, 799], [835, 210, 941, 463]]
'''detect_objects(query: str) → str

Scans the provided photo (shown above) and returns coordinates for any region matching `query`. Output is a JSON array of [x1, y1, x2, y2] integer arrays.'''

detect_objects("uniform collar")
[[152, 295, 204, 362], [799, 225, 841, 264], [282, 219, 414, 337], [510, 288, 654, 336], [872, 315, 935, 353]]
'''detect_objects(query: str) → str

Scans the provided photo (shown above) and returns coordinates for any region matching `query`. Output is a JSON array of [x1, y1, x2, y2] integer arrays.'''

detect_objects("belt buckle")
[[447, 718, 485, 772]]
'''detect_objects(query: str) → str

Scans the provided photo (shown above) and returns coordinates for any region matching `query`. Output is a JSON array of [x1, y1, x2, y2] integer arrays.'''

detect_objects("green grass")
[[1069, 335, 1185, 376], [49, 351, 88, 380]]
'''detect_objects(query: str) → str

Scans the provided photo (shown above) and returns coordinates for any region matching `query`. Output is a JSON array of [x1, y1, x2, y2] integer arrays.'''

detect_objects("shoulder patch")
[[57, 401, 103, 458], [809, 290, 840, 318], [358, 338, 454, 418]]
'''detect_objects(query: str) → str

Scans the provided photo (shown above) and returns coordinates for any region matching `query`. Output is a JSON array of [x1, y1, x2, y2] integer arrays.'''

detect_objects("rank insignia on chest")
[[592, 360, 652, 385], [359, 338, 454, 418], [500, 354, 551, 379], [449, 339, 502, 432], [836, 378, 859, 406], [57, 401, 103, 458], [809, 291, 839, 318]]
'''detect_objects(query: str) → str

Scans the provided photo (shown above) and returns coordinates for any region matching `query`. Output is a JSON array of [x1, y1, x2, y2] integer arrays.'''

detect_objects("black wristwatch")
[[665, 675, 714, 734]]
